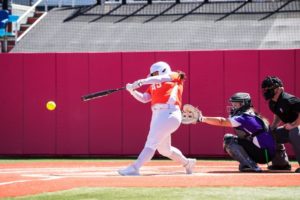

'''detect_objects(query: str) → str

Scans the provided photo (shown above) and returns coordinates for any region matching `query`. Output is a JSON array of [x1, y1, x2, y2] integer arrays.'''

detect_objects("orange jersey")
[[145, 72, 184, 108]]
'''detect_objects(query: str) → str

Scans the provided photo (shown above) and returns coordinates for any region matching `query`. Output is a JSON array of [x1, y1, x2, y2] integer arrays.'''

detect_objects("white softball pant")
[[145, 104, 182, 151], [133, 104, 189, 169]]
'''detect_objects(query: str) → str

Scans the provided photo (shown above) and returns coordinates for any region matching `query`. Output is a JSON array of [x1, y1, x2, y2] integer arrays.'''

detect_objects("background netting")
[[10, 0, 300, 52]]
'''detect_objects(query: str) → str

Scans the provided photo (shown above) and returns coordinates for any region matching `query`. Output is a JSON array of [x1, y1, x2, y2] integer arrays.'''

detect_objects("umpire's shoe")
[[118, 165, 140, 176], [295, 168, 300, 173], [267, 164, 291, 171]]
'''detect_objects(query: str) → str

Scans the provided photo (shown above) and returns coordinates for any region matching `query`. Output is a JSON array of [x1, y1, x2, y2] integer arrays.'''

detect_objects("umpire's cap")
[[261, 76, 283, 89]]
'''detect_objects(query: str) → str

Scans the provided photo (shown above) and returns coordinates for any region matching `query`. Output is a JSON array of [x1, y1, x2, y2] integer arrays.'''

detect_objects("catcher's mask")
[[228, 92, 252, 117], [149, 61, 171, 76], [261, 76, 283, 100]]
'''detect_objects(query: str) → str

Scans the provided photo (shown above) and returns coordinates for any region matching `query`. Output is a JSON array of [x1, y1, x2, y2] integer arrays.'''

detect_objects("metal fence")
[[11, 0, 289, 7]]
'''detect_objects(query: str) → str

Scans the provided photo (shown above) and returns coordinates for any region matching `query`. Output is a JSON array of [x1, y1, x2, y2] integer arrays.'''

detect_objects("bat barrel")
[[81, 86, 125, 102]]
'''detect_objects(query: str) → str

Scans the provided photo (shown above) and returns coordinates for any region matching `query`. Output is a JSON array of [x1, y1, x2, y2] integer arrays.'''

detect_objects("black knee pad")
[[223, 133, 237, 150]]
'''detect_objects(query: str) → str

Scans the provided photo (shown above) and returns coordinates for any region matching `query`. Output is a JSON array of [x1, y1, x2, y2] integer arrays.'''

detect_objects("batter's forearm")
[[130, 91, 151, 103], [139, 75, 172, 85]]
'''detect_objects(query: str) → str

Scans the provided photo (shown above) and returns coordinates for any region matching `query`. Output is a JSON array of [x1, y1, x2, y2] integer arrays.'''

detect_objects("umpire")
[[261, 76, 300, 173]]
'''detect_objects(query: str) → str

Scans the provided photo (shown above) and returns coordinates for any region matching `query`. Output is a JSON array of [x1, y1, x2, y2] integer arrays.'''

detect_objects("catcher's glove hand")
[[181, 104, 202, 124]]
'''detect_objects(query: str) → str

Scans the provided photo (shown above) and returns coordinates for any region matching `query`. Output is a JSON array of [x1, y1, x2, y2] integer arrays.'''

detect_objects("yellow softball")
[[46, 101, 56, 111]]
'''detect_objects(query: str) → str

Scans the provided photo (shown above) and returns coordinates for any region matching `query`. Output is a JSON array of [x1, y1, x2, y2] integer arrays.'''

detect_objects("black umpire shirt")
[[269, 92, 300, 123]]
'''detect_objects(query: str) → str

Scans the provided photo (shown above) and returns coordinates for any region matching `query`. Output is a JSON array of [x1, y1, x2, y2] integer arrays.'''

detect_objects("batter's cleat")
[[184, 158, 197, 174], [295, 168, 300, 173], [239, 164, 262, 172], [118, 165, 140, 176], [267, 164, 291, 171]]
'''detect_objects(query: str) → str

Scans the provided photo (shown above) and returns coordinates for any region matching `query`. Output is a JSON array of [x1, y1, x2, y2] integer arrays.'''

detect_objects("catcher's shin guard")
[[223, 134, 262, 172]]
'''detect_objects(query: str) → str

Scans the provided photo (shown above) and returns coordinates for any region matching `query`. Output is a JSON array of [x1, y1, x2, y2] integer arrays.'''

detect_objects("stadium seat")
[[0, 10, 19, 38], [0, 10, 9, 29], [0, 27, 5, 37], [8, 14, 19, 22]]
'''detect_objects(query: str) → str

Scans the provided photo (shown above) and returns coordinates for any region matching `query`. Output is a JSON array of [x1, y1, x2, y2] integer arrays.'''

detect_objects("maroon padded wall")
[[23, 53, 56, 155], [0, 49, 298, 157], [189, 51, 225, 156], [88, 53, 123, 155], [56, 53, 89, 155], [296, 50, 300, 98], [0, 54, 23, 155]]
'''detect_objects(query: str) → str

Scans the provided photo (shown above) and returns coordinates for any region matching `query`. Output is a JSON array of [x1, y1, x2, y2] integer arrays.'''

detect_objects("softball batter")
[[118, 61, 196, 176]]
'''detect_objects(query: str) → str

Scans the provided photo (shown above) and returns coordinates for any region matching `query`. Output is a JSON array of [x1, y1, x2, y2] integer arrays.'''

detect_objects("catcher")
[[182, 92, 276, 172]]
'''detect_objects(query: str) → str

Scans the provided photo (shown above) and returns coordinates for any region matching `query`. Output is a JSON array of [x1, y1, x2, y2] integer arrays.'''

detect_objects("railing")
[[16, 0, 48, 25], [15, 0, 48, 42], [13, 0, 97, 7], [58, 0, 75, 8]]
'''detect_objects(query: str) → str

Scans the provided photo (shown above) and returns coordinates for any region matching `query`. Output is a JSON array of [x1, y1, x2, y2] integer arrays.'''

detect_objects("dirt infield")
[[0, 160, 299, 198]]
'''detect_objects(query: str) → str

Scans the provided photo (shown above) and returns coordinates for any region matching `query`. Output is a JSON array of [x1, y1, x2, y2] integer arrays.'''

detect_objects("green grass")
[[3, 187, 300, 200]]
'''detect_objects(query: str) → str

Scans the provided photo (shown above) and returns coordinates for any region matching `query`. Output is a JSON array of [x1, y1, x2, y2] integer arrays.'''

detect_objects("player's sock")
[[168, 146, 188, 166]]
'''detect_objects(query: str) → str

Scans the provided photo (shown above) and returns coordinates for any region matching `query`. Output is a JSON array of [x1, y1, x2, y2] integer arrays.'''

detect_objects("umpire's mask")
[[261, 76, 283, 100]]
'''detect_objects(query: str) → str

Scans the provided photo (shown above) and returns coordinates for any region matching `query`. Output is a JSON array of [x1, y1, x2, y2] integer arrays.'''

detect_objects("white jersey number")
[[151, 83, 162, 90]]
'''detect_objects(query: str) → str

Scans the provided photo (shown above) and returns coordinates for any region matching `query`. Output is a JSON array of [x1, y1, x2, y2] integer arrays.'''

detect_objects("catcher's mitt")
[[181, 104, 202, 124]]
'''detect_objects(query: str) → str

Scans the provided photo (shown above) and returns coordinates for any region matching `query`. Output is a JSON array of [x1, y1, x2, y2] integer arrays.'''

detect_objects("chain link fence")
[[10, 0, 289, 7]]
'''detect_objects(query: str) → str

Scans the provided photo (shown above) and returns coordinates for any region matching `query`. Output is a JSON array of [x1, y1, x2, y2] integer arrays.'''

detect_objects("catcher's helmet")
[[261, 76, 283, 89], [229, 92, 252, 116], [150, 61, 171, 76]]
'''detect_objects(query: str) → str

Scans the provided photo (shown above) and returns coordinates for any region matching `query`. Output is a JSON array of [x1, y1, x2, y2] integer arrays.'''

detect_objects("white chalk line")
[[0, 180, 32, 186]]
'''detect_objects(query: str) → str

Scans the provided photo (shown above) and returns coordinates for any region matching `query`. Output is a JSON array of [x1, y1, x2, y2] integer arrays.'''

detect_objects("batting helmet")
[[150, 61, 171, 76]]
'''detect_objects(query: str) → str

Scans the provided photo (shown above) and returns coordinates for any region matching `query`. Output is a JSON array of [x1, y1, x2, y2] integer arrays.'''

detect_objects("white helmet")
[[150, 61, 171, 76]]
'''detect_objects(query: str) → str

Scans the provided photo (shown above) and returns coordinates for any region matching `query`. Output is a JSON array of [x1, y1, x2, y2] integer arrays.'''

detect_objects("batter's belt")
[[152, 104, 179, 111]]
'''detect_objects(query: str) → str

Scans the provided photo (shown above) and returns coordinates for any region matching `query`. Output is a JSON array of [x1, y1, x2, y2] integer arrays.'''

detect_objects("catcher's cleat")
[[239, 164, 262, 173], [267, 164, 291, 171], [184, 158, 197, 174], [118, 165, 140, 176], [295, 168, 300, 173]]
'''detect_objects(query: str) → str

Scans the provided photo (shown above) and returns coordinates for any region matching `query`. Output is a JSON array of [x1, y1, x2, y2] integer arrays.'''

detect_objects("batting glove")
[[126, 83, 135, 93], [132, 80, 143, 90]]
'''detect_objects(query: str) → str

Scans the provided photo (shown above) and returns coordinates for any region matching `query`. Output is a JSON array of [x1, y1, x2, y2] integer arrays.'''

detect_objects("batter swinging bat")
[[81, 86, 126, 101]]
